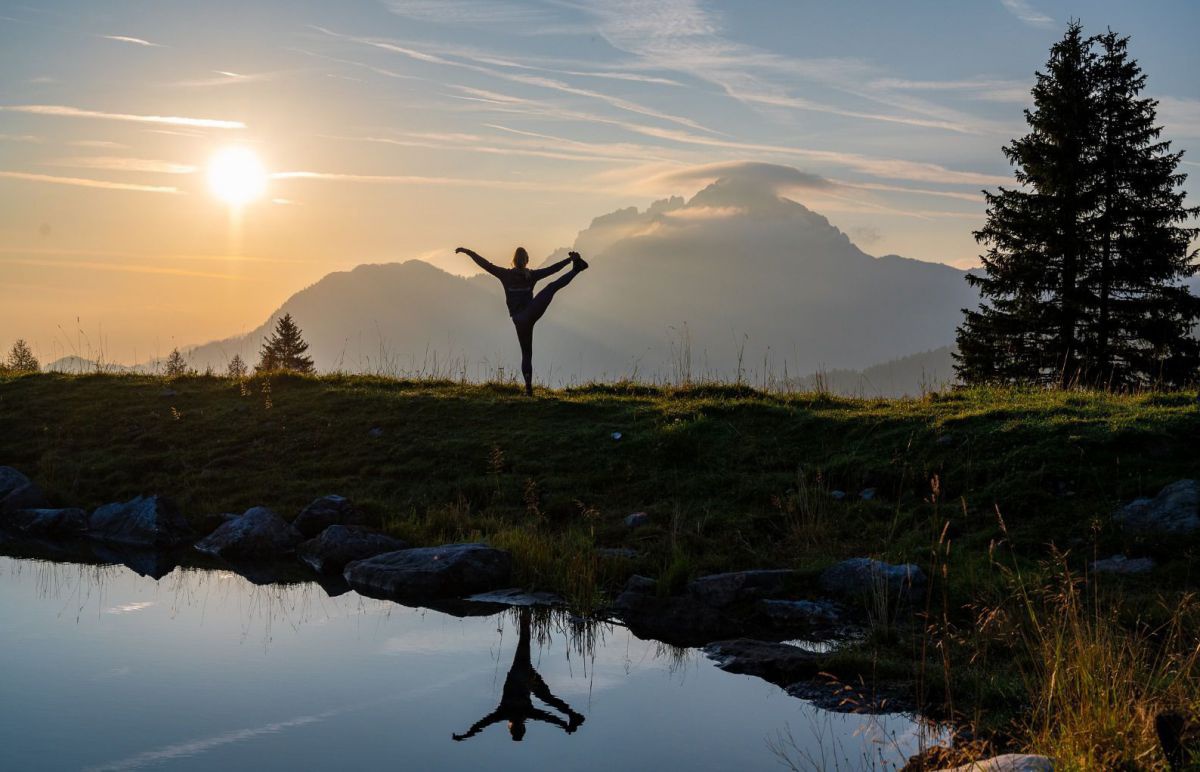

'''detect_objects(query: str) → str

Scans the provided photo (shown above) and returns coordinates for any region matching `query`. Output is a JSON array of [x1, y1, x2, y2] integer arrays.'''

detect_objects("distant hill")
[[174, 168, 982, 387], [790, 347, 957, 397]]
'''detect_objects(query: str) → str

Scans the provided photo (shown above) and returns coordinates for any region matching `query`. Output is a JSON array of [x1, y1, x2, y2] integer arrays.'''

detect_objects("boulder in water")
[[0, 467, 48, 516], [88, 495, 192, 547], [195, 506, 303, 559], [344, 542, 512, 600], [296, 525, 407, 574], [292, 495, 368, 538]]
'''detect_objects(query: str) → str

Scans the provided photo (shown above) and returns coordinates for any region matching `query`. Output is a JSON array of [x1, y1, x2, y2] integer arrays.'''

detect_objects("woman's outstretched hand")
[[455, 247, 469, 255], [568, 251, 580, 259]]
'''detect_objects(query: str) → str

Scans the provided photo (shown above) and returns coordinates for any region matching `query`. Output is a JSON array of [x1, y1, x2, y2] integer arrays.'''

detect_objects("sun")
[[207, 147, 267, 206]]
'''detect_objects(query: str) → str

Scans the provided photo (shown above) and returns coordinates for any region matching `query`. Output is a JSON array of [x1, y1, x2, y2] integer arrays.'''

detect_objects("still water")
[[0, 552, 929, 771]]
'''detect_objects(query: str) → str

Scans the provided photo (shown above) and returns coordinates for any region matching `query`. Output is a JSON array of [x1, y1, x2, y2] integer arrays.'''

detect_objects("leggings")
[[511, 268, 580, 393]]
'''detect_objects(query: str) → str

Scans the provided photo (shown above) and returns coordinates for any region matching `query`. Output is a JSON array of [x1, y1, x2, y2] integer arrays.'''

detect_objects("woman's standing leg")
[[514, 320, 534, 396]]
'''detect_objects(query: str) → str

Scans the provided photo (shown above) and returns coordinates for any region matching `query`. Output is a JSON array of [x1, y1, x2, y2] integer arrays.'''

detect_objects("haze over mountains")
[[172, 166, 980, 393]]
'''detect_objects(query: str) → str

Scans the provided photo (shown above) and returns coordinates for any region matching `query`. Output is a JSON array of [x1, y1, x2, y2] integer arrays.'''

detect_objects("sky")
[[2, 0, 1198, 365]]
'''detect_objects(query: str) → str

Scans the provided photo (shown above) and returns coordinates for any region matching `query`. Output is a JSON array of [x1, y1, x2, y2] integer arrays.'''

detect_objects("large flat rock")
[[88, 495, 193, 547], [687, 569, 799, 608], [292, 495, 368, 538], [7, 508, 88, 538], [195, 506, 303, 560], [1114, 479, 1199, 535], [296, 525, 407, 574], [343, 542, 512, 600], [0, 467, 48, 516]]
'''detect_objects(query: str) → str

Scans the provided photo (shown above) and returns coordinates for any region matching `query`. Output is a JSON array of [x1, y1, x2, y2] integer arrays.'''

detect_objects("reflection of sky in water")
[[0, 556, 933, 770]]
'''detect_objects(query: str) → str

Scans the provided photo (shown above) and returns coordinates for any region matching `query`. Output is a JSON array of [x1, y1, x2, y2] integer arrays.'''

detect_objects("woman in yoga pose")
[[456, 245, 587, 396]]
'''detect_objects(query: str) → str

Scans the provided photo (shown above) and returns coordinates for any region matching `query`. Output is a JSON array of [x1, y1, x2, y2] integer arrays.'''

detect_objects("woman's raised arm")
[[456, 247, 503, 278]]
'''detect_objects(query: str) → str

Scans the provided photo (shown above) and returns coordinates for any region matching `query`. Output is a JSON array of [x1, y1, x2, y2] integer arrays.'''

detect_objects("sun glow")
[[207, 147, 267, 205]]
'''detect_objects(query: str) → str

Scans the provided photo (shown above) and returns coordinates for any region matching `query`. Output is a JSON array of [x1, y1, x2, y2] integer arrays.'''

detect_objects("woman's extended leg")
[[514, 321, 534, 396], [524, 264, 582, 325]]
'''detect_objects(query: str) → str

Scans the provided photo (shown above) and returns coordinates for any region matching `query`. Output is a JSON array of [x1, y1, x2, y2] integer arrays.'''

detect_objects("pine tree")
[[1087, 30, 1200, 388], [956, 22, 1098, 387], [956, 23, 1200, 388], [6, 339, 40, 373], [257, 313, 314, 373], [227, 353, 248, 379], [164, 348, 190, 377]]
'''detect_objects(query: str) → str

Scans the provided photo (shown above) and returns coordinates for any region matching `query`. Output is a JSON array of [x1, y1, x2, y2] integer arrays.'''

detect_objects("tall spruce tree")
[[955, 23, 1200, 388], [1087, 30, 1200, 388], [258, 313, 315, 373], [956, 22, 1098, 387]]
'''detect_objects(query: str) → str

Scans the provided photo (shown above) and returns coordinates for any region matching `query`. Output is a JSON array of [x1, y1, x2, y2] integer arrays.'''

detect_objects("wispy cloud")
[[171, 70, 276, 88], [1, 104, 245, 129], [0, 170, 179, 193], [0, 257, 244, 281], [581, 0, 995, 135], [271, 170, 604, 195], [999, 0, 1055, 28], [651, 161, 833, 192], [311, 26, 719, 134], [382, 0, 550, 26], [0, 133, 42, 143], [50, 156, 198, 174], [68, 140, 130, 149], [102, 35, 163, 48]]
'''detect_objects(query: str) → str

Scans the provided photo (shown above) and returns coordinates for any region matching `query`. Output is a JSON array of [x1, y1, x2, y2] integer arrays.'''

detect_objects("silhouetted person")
[[457, 246, 588, 396], [452, 607, 585, 742]]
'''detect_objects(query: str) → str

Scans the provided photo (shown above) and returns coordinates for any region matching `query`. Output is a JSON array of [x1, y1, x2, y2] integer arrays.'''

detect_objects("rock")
[[1114, 480, 1200, 535], [830, 490, 846, 501], [757, 599, 842, 627], [820, 557, 926, 599], [344, 543, 512, 600], [0, 467, 48, 515], [1090, 554, 1156, 574], [7, 508, 88, 537], [195, 512, 240, 538], [624, 512, 650, 528], [619, 574, 658, 597], [595, 547, 638, 560], [859, 488, 877, 501], [367, 426, 384, 438], [464, 588, 566, 607], [616, 592, 733, 647], [88, 495, 193, 547], [292, 495, 368, 538], [933, 754, 1054, 772], [195, 507, 303, 560], [296, 525, 407, 574], [687, 569, 799, 608], [786, 679, 909, 714], [702, 639, 824, 687]]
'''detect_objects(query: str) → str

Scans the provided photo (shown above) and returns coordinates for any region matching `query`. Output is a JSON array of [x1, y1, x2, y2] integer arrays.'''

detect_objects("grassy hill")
[[2, 372, 1197, 764]]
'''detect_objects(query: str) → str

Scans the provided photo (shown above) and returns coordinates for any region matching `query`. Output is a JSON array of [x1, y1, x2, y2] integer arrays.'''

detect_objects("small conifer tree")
[[6, 339, 40, 373], [257, 313, 315, 373]]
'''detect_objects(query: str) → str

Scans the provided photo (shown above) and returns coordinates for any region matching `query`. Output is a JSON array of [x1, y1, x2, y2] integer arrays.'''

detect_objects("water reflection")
[[0, 540, 937, 771], [453, 608, 586, 742]]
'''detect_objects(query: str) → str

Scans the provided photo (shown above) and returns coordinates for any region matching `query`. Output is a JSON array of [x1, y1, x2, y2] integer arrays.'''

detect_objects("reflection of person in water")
[[452, 608, 585, 742]]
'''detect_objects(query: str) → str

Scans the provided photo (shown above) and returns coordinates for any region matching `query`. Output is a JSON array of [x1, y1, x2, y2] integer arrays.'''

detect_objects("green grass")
[[1, 372, 1198, 765]]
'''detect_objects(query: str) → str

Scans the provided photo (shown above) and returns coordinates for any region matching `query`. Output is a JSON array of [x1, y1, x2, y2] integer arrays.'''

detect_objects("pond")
[[0, 547, 932, 771]]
